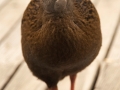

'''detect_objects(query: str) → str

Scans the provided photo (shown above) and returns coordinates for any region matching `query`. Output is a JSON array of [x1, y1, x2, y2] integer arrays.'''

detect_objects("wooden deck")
[[0, 0, 120, 90]]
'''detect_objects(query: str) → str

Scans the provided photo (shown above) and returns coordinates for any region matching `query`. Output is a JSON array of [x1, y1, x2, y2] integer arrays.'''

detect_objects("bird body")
[[21, 0, 102, 89]]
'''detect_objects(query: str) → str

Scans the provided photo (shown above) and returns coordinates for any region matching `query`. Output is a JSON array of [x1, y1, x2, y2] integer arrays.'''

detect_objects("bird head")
[[42, 0, 72, 13]]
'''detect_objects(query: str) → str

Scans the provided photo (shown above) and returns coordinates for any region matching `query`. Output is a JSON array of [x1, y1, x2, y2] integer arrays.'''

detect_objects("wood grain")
[[0, 0, 30, 88], [0, 23, 23, 88], [0, 0, 30, 41], [95, 21, 120, 90], [0, 0, 120, 90]]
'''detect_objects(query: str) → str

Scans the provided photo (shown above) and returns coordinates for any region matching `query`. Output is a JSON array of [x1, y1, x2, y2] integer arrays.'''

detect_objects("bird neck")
[[54, 0, 67, 12]]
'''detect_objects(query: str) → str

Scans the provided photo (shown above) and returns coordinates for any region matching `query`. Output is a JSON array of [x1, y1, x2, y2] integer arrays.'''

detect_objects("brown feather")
[[21, 0, 102, 88]]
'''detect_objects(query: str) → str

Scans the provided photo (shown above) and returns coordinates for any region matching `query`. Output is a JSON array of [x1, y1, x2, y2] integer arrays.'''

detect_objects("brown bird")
[[21, 0, 102, 90]]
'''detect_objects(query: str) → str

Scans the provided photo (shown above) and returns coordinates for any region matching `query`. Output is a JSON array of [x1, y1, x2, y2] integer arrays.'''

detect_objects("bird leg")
[[70, 74, 76, 90], [48, 86, 58, 90]]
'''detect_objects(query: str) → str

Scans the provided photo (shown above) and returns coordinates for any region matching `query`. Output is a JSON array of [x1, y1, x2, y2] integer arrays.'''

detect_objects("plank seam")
[[91, 13, 120, 90], [1, 61, 24, 90], [104, 13, 120, 59]]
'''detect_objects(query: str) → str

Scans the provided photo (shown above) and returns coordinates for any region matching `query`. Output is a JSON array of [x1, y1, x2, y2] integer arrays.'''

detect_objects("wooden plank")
[[95, 62, 120, 90], [78, 0, 120, 90], [0, 0, 30, 41], [0, 0, 8, 7], [3, 0, 120, 90], [0, 0, 30, 87], [95, 0, 120, 60], [106, 23, 120, 62], [95, 22, 120, 90], [0, 23, 23, 89], [4, 63, 47, 90], [91, 0, 100, 6], [91, 0, 95, 2]]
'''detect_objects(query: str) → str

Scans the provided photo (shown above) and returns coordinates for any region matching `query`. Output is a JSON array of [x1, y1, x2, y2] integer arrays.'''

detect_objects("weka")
[[21, 0, 102, 90]]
